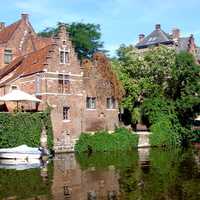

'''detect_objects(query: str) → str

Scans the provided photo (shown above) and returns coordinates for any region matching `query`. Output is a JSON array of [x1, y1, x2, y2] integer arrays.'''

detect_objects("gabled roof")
[[0, 45, 53, 87], [31, 36, 54, 51], [136, 26, 173, 49], [0, 20, 21, 44]]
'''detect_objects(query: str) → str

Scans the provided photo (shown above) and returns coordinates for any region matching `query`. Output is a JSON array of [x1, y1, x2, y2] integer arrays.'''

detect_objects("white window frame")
[[58, 74, 70, 93], [86, 97, 96, 110], [59, 47, 69, 64]]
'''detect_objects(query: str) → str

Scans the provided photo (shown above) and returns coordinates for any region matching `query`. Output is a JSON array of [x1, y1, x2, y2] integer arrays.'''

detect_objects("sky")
[[1, 0, 200, 56]]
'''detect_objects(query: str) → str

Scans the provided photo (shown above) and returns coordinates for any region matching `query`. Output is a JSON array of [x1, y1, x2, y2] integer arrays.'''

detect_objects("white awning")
[[0, 89, 41, 102]]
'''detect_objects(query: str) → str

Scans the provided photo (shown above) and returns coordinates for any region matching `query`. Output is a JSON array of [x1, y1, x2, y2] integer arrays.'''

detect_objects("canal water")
[[0, 148, 200, 200]]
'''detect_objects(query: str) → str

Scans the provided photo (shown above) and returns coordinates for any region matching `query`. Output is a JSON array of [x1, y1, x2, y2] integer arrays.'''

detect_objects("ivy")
[[0, 110, 53, 149]]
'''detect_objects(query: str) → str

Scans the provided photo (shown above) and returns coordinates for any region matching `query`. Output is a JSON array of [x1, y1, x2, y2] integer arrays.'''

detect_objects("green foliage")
[[76, 151, 138, 170], [113, 45, 200, 146], [75, 128, 138, 153], [190, 130, 200, 142], [0, 111, 53, 149], [0, 163, 53, 199], [142, 97, 182, 146], [38, 22, 104, 59]]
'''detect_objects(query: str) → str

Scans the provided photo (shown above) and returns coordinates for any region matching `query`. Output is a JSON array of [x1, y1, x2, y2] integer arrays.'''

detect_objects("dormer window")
[[59, 48, 69, 64], [4, 49, 12, 64]]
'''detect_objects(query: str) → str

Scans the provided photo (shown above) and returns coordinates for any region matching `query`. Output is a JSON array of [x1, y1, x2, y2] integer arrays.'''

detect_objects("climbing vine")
[[0, 110, 53, 149]]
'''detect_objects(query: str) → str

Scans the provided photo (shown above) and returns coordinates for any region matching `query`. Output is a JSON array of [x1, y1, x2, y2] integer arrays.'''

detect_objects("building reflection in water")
[[138, 147, 150, 173], [52, 153, 120, 200]]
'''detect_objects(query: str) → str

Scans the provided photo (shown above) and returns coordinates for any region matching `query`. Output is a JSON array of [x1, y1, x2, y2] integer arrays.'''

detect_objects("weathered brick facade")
[[0, 14, 123, 151]]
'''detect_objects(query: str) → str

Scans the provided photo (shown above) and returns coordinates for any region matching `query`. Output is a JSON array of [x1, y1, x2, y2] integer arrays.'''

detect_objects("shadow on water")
[[0, 148, 200, 199]]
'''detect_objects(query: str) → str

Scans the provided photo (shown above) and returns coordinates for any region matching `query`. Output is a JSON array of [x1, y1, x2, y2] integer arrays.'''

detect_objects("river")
[[0, 148, 200, 200]]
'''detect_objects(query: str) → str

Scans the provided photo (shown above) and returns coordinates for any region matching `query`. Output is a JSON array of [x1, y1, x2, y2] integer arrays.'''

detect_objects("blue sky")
[[1, 0, 200, 55]]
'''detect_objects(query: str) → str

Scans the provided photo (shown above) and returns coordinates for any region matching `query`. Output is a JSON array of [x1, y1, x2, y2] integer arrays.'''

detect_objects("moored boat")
[[0, 145, 43, 160]]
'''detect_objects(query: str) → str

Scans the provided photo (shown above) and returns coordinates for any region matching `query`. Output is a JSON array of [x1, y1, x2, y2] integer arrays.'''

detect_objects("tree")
[[112, 45, 200, 146], [38, 22, 104, 60]]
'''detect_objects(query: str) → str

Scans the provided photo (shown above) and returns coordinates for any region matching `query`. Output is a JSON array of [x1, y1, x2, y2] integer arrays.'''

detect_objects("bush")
[[149, 115, 182, 147], [189, 130, 200, 143], [75, 128, 138, 153], [142, 97, 182, 147], [0, 110, 53, 149]]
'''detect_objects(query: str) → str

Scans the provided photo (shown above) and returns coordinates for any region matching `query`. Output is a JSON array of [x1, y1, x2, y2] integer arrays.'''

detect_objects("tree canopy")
[[38, 22, 104, 60], [112, 45, 200, 146]]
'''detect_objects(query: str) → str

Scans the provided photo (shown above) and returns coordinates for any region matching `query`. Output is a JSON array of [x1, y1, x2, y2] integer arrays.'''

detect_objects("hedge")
[[75, 128, 139, 153], [0, 110, 53, 149]]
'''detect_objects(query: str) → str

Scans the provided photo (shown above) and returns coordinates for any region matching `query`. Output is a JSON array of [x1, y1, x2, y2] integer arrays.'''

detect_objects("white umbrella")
[[0, 89, 41, 102], [0, 89, 41, 110]]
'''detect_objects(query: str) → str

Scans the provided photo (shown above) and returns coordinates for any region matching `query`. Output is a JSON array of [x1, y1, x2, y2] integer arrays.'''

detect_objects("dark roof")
[[135, 28, 173, 49], [0, 20, 21, 44]]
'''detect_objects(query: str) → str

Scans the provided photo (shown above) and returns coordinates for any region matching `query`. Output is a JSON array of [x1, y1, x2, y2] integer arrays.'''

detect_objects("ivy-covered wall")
[[0, 111, 53, 149]]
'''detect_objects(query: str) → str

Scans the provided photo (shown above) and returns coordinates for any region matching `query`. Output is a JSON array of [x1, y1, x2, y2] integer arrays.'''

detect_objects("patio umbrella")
[[0, 89, 41, 110]]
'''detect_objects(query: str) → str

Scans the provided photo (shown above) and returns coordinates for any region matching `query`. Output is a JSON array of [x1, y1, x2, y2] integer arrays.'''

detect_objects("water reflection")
[[0, 148, 200, 200]]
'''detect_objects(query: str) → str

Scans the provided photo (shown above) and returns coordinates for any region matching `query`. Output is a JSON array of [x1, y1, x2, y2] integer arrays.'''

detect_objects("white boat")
[[0, 159, 42, 170], [0, 145, 42, 160]]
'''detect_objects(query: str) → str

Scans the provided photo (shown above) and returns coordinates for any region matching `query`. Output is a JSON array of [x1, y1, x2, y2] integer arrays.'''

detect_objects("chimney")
[[155, 24, 161, 30], [172, 28, 180, 40], [21, 13, 29, 21], [0, 22, 5, 31], [139, 34, 145, 42]]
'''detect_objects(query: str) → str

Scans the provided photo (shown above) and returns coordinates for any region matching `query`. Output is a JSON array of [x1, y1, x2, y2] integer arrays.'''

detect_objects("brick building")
[[135, 24, 200, 62], [0, 14, 123, 151]]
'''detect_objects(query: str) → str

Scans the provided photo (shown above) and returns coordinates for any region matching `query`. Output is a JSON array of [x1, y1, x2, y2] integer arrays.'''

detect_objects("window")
[[59, 48, 69, 64], [10, 85, 18, 91], [63, 106, 70, 120], [4, 49, 12, 64], [86, 97, 96, 109], [107, 97, 116, 109], [58, 74, 70, 93]]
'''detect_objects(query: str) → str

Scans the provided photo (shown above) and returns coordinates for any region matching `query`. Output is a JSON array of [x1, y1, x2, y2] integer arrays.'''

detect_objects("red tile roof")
[[0, 20, 21, 44], [0, 45, 53, 86], [31, 36, 54, 51]]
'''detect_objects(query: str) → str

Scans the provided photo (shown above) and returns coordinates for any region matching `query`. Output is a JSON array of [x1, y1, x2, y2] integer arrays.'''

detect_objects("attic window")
[[4, 49, 12, 64], [59, 48, 69, 64]]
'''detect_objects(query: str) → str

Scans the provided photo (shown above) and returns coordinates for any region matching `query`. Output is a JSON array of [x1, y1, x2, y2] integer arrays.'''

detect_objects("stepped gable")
[[136, 24, 173, 49], [0, 45, 53, 86]]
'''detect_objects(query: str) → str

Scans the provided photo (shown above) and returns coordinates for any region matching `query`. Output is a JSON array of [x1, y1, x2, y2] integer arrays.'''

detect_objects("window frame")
[[63, 106, 70, 121], [58, 74, 70, 93], [59, 47, 69, 64], [86, 97, 96, 110], [4, 49, 13, 64], [106, 97, 116, 109]]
